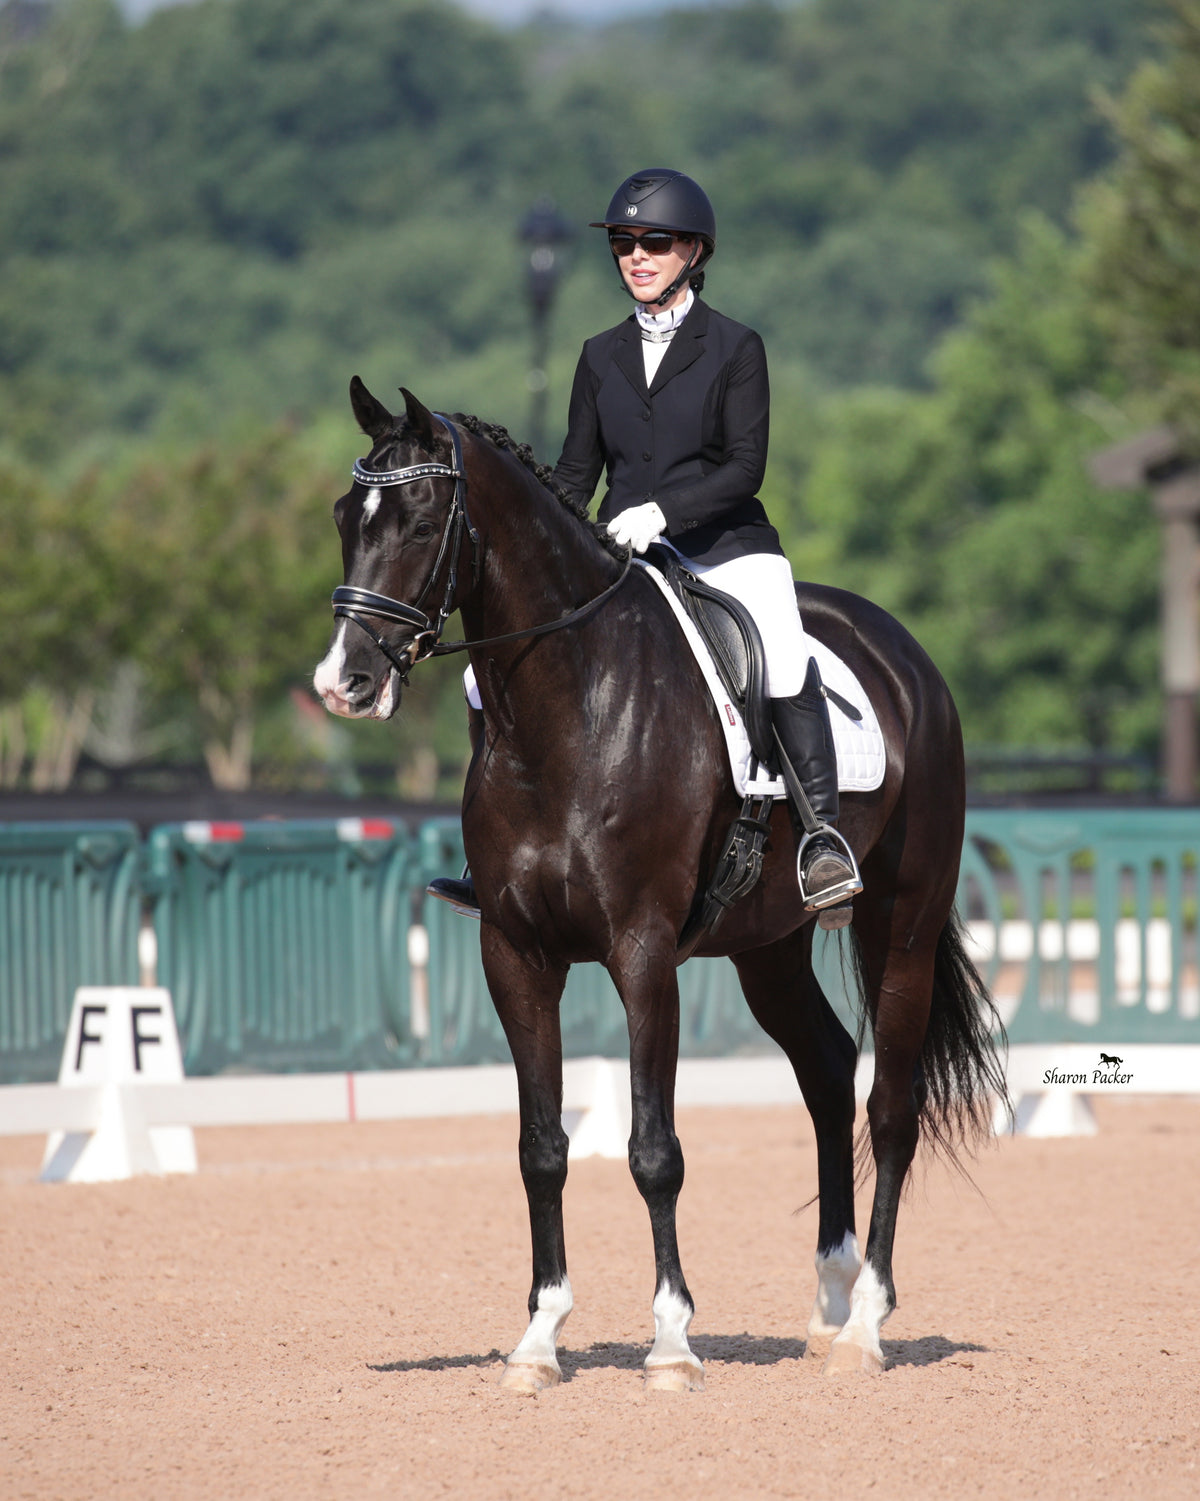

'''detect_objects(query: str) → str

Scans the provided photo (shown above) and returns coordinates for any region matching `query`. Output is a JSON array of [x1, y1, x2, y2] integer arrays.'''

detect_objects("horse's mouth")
[[368, 669, 401, 720], [318, 668, 401, 722], [363, 669, 402, 720]]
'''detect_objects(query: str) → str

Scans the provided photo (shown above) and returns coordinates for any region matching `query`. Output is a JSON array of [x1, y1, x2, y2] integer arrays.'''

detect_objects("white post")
[[564, 1058, 630, 1160]]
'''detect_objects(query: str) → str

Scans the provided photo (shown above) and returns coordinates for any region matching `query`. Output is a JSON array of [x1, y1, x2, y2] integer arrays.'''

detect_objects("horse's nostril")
[[345, 673, 376, 703]]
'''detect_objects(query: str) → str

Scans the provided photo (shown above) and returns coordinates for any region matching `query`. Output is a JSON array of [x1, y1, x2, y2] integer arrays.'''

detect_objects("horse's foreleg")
[[480, 923, 572, 1393], [731, 928, 860, 1364], [824, 899, 936, 1378], [612, 943, 704, 1393]]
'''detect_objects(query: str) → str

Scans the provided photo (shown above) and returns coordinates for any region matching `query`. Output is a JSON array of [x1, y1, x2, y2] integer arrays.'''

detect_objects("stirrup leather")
[[796, 826, 863, 911]]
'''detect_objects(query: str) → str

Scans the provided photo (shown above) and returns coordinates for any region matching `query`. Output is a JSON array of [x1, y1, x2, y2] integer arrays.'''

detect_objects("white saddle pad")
[[636, 561, 886, 797]]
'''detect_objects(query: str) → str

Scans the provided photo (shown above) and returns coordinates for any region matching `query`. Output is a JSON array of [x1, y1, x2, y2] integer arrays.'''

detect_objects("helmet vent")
[[627, 172, 674, 201]]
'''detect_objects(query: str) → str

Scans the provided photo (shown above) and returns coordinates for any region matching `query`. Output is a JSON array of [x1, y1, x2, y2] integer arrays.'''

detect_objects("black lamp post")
[[519, 198, 574, 458]]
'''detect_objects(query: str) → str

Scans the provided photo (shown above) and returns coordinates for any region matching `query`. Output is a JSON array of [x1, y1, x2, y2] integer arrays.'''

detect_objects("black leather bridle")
[[331, 414, 632, 679]]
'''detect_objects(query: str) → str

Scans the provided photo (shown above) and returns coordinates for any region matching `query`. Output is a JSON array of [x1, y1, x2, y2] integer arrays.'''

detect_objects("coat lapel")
[[613, 320, 648, 397], [648, 298, 709, 396]]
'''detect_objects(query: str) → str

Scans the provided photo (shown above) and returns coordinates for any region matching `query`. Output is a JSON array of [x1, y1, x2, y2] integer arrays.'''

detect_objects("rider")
[[429, 168, 861, 923]]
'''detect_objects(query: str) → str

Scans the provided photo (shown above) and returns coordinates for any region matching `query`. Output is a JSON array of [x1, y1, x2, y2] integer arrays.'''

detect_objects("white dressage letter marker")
[[565, 1058, 630, 1160], [41, 987, 196, 1184]]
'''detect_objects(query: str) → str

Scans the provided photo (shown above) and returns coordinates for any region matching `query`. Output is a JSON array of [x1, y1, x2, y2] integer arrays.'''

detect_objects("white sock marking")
[[645, 1282, 701, 1371], [808, 1231, 862, 1340], [508, 1279, 573, 1373], [828, 1260, 892, 1366]]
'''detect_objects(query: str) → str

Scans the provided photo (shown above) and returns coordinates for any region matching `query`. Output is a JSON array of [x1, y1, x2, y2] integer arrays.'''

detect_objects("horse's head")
[[313, 378, 472, 720]]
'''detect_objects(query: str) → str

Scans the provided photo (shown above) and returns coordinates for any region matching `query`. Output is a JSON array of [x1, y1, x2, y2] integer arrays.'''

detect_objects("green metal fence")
[[3, 811, 1198, 1084], [414, 818, 851, 1065], [415, 812, 1200, 1059], [143, 819, 414, 1074], [960, 809, 1200, 1045], [0, 822, 141, 1084]]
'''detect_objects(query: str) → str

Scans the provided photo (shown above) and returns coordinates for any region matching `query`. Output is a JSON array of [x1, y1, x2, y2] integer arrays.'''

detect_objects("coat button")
[[642, 452, 651, 461]]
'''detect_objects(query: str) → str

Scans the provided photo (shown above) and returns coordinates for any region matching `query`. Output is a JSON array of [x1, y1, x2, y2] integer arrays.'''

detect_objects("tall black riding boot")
[[426, 702, 483, 918], [771, 659, 862, 927]]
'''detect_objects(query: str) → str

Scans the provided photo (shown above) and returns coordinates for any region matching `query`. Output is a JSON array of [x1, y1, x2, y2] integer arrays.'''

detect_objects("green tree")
[[767, 216, 1159, 755], [1085, 0, 1200, 441], [0, 0, 1172, 790], [113, 429, 341, 787], [0, 0, 1157, 453], [0, 450, 143, 785]]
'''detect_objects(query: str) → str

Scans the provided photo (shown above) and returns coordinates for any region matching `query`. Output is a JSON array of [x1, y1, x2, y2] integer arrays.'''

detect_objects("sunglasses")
[[607, 230, 688, 257]]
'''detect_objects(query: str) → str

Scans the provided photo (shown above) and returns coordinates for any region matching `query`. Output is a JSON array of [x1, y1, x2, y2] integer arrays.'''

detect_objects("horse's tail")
[[845, 907, 1008, 1168], [916, 908, 1009, 1160]]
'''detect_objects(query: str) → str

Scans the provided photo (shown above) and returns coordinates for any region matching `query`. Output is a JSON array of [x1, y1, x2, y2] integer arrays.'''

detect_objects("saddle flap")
[[645, 546, 774, 764]]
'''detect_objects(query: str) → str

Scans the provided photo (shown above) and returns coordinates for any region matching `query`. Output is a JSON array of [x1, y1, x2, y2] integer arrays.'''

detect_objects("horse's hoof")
[[821, 1337, 884, 1377], [803, 1334, 835, 1364], [644, 1359, 706, 1393], [498, 1360, 561, 1394]]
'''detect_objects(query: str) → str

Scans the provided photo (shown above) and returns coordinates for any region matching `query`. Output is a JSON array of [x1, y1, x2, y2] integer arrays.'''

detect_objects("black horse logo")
[[1099, 1052, 1123, 1071]]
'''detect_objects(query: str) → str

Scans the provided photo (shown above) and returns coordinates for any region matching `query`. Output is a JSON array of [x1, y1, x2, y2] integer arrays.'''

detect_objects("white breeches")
[[462, 549, 812, 709]]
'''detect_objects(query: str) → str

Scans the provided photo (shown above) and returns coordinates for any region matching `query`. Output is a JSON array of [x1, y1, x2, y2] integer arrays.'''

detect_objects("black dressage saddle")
[[644, 544, 865, 750], [643, 544, 774, 765]]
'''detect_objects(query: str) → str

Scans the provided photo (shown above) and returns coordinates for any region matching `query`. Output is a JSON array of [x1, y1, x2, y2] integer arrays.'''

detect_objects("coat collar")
[[613, 298, 711, 398]]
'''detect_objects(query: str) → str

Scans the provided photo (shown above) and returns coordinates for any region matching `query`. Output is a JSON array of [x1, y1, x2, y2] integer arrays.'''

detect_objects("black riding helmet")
[[590, 168, 715, 307]]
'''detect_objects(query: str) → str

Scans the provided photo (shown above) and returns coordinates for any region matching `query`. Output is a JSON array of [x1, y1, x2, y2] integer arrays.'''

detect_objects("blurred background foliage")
[[0, 0, 1191, 794]]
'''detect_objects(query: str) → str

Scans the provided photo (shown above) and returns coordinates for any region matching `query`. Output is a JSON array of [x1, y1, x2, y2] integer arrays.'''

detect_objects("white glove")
[[606, 501, 667, 554]]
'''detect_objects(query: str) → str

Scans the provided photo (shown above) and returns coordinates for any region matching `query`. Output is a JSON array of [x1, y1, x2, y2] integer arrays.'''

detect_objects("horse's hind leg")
[[480, 923, 573, 1393], [731, 926, 861, 1363], [610, 936, 705, 1393], [823, 886, 939, 1377]]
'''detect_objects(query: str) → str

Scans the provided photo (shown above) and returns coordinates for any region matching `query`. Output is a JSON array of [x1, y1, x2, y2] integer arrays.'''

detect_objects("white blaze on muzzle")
[[312, 620, 350, 704]]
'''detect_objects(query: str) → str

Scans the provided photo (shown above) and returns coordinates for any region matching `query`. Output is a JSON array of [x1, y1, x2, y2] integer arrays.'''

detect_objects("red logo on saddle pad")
[[724, 703, 736, 726]]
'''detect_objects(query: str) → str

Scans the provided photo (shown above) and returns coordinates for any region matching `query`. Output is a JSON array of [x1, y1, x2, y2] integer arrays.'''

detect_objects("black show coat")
[[552, 298, 784, 565]]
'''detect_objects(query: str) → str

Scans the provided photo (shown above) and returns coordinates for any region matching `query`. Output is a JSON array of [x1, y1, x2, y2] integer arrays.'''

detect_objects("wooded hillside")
[[0, 0, 1151, 445], [0, 0, 1175, 793]]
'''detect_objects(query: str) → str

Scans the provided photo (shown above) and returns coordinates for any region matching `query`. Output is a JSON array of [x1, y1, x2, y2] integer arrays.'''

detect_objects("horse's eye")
[[413, 521, 437, 540]]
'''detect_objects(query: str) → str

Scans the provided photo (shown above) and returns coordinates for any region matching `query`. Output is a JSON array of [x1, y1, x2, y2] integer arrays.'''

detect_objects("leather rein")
[[331, 414, 633, 679]]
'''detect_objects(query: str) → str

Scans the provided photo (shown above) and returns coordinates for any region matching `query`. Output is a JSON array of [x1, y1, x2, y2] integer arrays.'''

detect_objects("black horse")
[[314, 379, 1006, 1391]]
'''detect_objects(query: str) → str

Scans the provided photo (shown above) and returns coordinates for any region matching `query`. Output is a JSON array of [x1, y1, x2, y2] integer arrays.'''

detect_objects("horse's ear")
[[349, 375, 396, 442], [400, 387, 438, 452]]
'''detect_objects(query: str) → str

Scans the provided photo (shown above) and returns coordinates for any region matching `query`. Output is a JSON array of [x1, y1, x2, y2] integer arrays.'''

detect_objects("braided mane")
[[454, 412, 625, 561]]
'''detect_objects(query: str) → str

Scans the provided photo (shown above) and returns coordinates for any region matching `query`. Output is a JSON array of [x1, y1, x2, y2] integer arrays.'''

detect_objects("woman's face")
[[611, 231, 696, 309]]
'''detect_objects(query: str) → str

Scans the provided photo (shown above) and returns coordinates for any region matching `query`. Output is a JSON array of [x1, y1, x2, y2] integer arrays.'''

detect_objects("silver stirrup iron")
[[796, 825, 863, 911]]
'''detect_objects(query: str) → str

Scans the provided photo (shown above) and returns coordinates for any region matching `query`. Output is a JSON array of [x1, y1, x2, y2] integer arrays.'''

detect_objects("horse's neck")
[[464, 462, 617, 640], [460, 457, 620, 724]]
